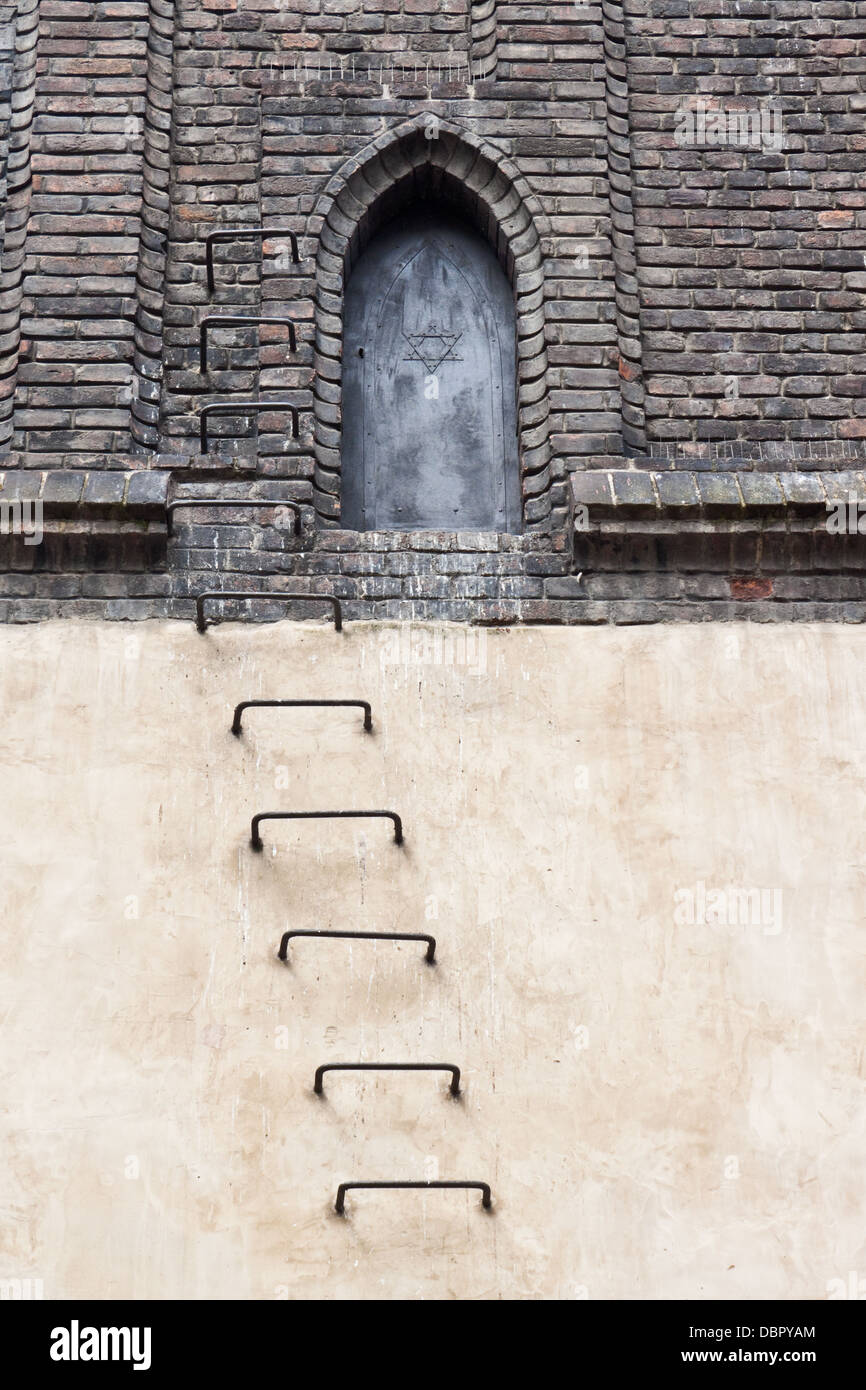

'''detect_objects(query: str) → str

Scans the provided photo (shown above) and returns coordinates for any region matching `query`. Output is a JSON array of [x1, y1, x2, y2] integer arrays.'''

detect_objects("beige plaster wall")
[[0, 619, 864, 1301]]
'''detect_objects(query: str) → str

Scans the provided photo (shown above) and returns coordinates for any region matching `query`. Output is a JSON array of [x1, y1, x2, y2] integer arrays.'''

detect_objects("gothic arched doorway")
[[341, 207, 521, 532]]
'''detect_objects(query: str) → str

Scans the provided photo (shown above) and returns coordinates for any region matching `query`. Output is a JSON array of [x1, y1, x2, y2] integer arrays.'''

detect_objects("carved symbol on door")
[[402, 323, 464, 373]]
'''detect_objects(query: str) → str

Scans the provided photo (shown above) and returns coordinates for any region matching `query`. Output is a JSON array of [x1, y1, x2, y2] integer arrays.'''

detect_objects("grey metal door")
[[341, 208, 521, 532]]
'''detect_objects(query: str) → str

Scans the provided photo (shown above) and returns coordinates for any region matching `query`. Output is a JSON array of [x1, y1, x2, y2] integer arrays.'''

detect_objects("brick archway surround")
[[310, 118, 555, 532]]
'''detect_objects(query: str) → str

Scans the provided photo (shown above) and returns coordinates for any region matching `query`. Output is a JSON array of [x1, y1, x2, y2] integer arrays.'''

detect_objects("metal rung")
[[200, 315, 297, 372], [335, 1181, 492, 1216], [315, 1063, 461, 1098], [195, 591, 342, 634], [168, 499, 302, 537], [251, 809, 403, 853], [232, 700, 372, 736], [278, 929, 436, 965], [199, 400, 300, 454], [206, 227, 300, 294]]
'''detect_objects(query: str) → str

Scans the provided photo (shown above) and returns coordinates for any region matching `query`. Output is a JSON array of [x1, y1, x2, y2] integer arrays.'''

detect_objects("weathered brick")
[[0, 1, 863, 626]]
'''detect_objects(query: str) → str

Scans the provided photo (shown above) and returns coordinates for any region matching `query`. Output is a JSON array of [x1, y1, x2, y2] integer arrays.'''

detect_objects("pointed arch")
[[309, 117, 554, 531]]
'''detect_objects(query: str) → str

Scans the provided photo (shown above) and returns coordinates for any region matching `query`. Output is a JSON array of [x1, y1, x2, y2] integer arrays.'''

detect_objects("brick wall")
[[0, 0, 865, 625], [3, 1, 865, 470], [9, 0, 167, 455], [625, 0, 866, 453], [156, 0, 623, 537], [268, 0, 473, 64]]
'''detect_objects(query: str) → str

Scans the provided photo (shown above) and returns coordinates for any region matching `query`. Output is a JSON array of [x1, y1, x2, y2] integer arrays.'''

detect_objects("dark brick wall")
[[11, 0, 152, 454], [0, 0, 865, 624], [157, 0, 620, 534], [626, 0, 866, 451]]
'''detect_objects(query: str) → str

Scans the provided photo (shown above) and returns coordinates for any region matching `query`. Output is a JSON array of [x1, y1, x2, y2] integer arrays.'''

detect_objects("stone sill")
[[0, 466, 169, 520], [4, 464, 863, 540], [571, 469, 866, 519]]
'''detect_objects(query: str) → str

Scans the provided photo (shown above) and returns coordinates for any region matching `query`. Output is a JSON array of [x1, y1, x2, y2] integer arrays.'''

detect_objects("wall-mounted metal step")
[[206, 227, 300, 295], [232, 700, 372, 737], [314, 1063, 461, 1098], [335, 1181, 492, 1216], [278, 929, 436, 966], [199, 400, 300, 454], [251, 808, 403, 853]]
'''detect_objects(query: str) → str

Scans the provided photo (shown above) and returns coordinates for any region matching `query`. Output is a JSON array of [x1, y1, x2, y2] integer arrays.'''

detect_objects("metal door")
[[341, 208, 521, 532]]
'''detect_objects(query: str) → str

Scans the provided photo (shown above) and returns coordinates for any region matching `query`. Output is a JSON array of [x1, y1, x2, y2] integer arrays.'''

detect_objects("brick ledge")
[[571, 469, 866, 518]]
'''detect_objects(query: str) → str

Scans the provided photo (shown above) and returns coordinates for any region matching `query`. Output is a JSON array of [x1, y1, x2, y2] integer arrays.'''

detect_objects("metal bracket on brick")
[[232, 699, 372, 737], [199, 400, 299, 454], [251, 809, 403, 853], [168, 499, 302, 537], [315, 1063, 461, 1098], [199, 315, 297, 373], [278, 929, 436, 965], [205, 227, 300, 295], [334, 1181, 492, 1216], [195, 591, 342, 634]]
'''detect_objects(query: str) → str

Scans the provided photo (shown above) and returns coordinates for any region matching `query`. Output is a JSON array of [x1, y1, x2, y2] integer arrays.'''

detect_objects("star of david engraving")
[[402, 322, 464, 373]]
